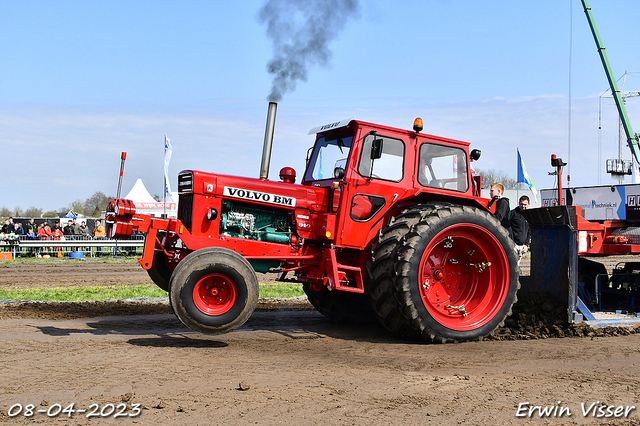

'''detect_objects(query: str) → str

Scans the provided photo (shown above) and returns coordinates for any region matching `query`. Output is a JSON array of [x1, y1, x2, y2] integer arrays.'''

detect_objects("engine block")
[[220, 200, 291, 244]]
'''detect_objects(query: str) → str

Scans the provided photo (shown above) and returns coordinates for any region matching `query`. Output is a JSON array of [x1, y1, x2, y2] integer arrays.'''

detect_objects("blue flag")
[[517, 149, 538, 202]]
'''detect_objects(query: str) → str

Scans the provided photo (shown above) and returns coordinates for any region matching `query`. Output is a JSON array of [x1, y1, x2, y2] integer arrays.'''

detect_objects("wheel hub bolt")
[[210, 287, 219, 296], [444, 236, 454, 249], [433, 269, 444, 280]]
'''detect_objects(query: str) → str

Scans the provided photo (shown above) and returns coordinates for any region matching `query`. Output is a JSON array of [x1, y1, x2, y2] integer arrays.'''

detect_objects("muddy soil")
[[0, 258, 639, 425]]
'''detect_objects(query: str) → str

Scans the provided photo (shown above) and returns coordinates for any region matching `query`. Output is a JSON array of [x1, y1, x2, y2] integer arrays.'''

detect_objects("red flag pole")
[[117, 152, 127, 199]]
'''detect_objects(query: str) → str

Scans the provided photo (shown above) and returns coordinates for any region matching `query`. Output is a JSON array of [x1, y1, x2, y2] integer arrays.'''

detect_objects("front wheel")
[[146, 250, 173, 292], [169, 247, 259, 335]]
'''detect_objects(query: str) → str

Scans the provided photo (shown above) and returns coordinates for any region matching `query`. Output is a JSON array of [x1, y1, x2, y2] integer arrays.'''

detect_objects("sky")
[[2, 0, 640, 213]]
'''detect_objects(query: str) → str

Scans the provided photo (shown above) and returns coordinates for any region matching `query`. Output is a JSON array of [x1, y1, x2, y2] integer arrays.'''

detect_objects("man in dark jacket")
[[510, 195, 531, 263], [489, 182, 511, 231], [63, 220, 75, 236], [1, 219, 12, 234]]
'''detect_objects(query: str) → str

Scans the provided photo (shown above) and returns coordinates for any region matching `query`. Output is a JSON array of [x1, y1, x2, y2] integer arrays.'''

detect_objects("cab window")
[[357, 134, 405, 182], [418, 143, 468, 192], [303, 135, 353, 182]]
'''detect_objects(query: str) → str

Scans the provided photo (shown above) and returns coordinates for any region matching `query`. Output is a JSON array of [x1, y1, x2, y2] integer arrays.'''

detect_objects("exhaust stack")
[[260, 102, 277, 180]]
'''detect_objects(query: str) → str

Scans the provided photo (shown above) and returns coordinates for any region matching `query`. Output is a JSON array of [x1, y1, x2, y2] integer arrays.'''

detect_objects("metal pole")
[[582, 0, 640, 163], [516, 148, 519, 203], [116, 152, 127, 199], [163, 135, 167, 218], [112, 151, 127, 259], [260, 102, 278, 180]]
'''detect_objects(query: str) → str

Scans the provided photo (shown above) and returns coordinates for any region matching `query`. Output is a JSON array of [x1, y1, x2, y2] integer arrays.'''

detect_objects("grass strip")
[[258, 282, 305, 299], [0, 285, 167, 302], [0, 282, 305, 301]]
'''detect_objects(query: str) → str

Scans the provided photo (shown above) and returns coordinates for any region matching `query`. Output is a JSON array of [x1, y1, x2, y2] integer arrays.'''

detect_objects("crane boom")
[[582, 0, 640, 164]]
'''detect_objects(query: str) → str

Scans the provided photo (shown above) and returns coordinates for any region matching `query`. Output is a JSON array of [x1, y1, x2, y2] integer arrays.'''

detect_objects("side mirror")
[[334, 167, 345, 179], [371, 138, 383, 160], [305, 147, 314, 166], [470, 149, 481, 161]]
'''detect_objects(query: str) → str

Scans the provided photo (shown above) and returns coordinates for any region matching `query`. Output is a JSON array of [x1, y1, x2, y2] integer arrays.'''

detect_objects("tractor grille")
[[178, 173, 193, 193], [179, 194, 194, 230]]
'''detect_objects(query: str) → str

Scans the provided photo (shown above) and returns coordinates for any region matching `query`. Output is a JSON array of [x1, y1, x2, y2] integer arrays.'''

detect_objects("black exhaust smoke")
[[259, 0, 361, 102], [260, 102, 277, 180]]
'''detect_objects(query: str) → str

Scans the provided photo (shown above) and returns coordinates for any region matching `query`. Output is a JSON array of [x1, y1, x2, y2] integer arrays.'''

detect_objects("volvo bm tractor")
[[106, 103, 520, 342]]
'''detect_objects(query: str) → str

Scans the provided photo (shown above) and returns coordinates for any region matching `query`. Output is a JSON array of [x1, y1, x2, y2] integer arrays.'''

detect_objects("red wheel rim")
[[193, 274, 237, 315], [418, 224, 509, 331]]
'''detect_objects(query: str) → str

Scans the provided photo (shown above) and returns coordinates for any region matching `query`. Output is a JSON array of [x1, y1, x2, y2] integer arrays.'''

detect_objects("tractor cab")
[[301, 118, 483, 249]]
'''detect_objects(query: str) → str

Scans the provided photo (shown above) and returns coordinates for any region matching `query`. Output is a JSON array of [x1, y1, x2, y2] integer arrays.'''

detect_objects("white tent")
[[124, 178, 177, 218], [125, 179, 157, 203]]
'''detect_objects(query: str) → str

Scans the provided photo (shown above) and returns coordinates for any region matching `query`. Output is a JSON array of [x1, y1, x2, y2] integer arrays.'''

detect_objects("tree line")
[[2, 169, 520, 218], [474, 168, 525, 190], [1, 191, 114, 218]]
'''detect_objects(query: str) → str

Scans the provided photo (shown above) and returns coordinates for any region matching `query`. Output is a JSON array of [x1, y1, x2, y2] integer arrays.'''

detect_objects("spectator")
[[510, 195, 531, 263], [63, 220, 75, 236], [489, 182, 511, 230], [37, 223, 49, 239], [94, 220, 106, 256], [13, 223, 24, 256], [72, 218, 80, 235], [26, 218, 37, 235], [1, 219, 13, 234], [13, 223, 24, 236], [26, 225, 35, 239], [79, 221, 91, 237], [52, 223, 64, 253], [38, 223, 53, 255], [52, 223, 63, 238], [94, 220, 105, 238], [63, 220, 76, 252], [78, 221, 92, 254], [25, 222, 36, 256]]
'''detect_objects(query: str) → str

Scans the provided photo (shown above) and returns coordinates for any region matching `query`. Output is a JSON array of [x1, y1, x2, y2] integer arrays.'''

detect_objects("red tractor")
[[106, 103, 520, 342]]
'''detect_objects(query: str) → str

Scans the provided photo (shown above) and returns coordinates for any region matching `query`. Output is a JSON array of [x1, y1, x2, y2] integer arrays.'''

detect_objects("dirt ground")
[[0, 258, 639, 425]]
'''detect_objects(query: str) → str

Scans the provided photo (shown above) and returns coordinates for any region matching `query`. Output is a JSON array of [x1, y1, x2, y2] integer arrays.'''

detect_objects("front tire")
[[169, 247, 259, 335], [370, 204, 520, 342], [146, 250, 173, 292]]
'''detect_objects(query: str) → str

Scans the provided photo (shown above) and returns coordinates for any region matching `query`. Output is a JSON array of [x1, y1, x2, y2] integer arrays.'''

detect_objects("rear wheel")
[[169, 247, 259, 335], [303, 283, 374, 324], [370, 204, 519, 342]]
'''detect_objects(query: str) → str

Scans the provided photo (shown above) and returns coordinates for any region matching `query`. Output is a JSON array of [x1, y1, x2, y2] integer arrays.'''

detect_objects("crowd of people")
[[0, 217, 108, 256], [1, 217, 105, 240], [488, 182, 532, 263], [4, 189, 532, 259]]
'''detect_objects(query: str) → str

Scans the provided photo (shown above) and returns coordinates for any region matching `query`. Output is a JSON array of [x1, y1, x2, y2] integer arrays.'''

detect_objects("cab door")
[[337, 132, 409, 248]]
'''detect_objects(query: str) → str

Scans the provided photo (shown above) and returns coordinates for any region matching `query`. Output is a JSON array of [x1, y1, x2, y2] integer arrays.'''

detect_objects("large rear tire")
[[370, 204, 519, 342], [303, 283, 375, 324], [169, 247, 259, 335]]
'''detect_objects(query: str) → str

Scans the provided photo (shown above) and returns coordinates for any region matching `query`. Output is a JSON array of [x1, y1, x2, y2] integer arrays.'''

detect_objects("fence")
[[0, 234, 145, 259]]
